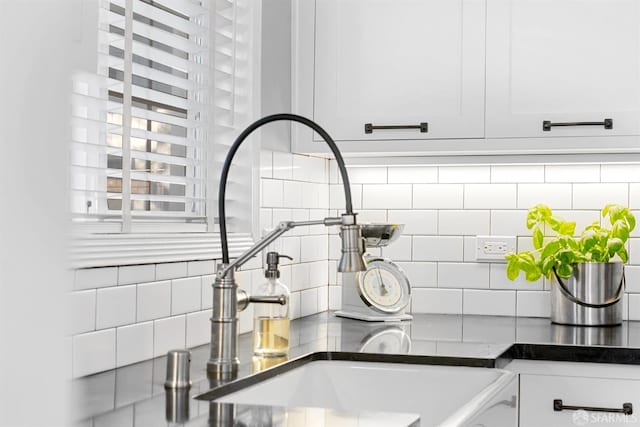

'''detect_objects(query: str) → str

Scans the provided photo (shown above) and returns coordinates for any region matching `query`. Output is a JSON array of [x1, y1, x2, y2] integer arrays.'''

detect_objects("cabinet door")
[[486, 0, 640, 138], [312, 0, 486, 142]]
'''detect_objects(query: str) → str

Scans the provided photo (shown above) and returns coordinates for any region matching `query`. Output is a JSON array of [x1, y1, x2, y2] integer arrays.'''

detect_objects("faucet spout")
[[208, 114, 366, 384]]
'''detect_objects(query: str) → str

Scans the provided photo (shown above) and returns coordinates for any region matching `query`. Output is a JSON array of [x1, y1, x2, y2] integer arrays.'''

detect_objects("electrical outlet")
[[475, 236, 516, 262]]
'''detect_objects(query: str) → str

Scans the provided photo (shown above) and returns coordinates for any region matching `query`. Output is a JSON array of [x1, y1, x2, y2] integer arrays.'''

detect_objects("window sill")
[[70, 232, 254, 269]]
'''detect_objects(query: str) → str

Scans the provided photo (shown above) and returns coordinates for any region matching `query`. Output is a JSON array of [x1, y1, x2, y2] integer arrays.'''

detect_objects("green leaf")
[[611, 220, 630, 242], [607, 238, 624, 256], [556, 263, 574, 279], [557, 221, 576, 236], [618, 246, 629, 263], [541, 240, 561, 259], [506, 259, 520, 281], [533, 226, 544, 250]]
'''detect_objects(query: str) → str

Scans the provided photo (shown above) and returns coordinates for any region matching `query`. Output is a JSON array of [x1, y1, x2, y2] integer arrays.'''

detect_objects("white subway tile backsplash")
[[260, 150, 273, 178], [118, 265, 155, 285], [628, 294, 640, 321], [73, 329, 116, 377], [201, 275, 214, 309], [388, 210, 437, 235], [69, 290, 96, 335], [300, 235, 329, 262], [545, 164, 600, 183], [291, 263, 310, 292], [300, 288, 318, 317], [262, 179, 284, 208], [156, 262, 187, 281], [96, 285, 136, 329], [396, 262, 437, 287], [382, 235, 412, 261], [317, 286, 328, 313], [463, 236, 477, 262], [439, 166, 490, 183], [388, 167, 437, 184], [465, 184, 516, 209], [601, 164, 640, 183], [308, 261, 329, 288], [290, 291, 301, 320], [153, 316, 186, 357], [283, 181, 303, 208], [463, 289, 516, 316], [573, 184, 628, 209], [293, 155, 326, 184], [357, 209, 388, 223], [137, 281, 171, 322], [186, 310, 212, 348], [346, 167, 387, 184], [273, 152, 293, 180], [187, 260, 215, 277], [171, 277, 202, 315], [630, 184, 640, 209], [329, 285, 341, 310], [517, 184, 572, 210], [411, 288, 462, 314], [490, 210, 529, 236], [438, 263, 490, 289], [116, 322, 153, 367], [362, 184, 412, 209], [413, 184, 464, 209], [489, 264, 543, 290], [75, 267, 118, 290], [625, 266, 640, 293], [329, 184, 362, 210], [438, 210, 490, 236], [413, 236, 463, 261], [630, 239, 640, 265], [491, 165, 544, 183], [516, 291, 550, 318]]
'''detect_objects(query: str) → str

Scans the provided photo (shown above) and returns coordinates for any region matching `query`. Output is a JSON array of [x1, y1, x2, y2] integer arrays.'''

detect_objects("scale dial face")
[[356, 259, 411, 314]]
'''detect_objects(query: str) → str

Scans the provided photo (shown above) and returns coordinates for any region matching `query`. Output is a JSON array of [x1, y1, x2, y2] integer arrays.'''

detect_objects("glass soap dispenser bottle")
[[253, 252, 292, 358]]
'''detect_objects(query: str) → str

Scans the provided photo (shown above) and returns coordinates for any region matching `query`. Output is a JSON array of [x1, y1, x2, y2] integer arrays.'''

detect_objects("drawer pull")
[[364, 122, 428, 134], [553, 399, 633, 415], [542, 119, 613, 131]]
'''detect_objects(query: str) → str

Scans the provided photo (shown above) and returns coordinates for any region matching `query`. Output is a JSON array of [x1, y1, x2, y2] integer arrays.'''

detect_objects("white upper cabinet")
[[293, 0, 486, 153], [486, 0, 640, 139]]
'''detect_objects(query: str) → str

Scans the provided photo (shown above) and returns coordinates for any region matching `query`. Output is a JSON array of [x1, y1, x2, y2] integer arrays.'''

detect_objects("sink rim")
[[195, 350, 500, 402]]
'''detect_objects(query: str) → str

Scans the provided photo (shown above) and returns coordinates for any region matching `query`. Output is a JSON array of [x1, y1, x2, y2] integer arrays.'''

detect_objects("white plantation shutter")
[[209, 0, 258, 235], [70, 0, 259, 266]]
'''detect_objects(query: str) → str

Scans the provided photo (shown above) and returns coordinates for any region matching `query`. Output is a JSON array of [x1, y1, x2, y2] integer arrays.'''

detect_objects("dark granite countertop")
[[72, 312, 640, 426]]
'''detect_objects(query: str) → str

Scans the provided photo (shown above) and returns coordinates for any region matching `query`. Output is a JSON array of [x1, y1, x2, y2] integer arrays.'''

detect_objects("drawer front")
[[520, 374, 640, 427]]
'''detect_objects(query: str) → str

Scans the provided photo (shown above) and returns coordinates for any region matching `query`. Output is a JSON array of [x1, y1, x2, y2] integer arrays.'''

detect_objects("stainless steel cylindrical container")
[[165, 349, 191, 389], [551, 262, 624, 326]]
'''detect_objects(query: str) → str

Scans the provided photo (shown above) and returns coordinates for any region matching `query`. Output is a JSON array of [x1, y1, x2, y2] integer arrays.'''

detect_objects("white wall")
[[327, 161, 640, 321]]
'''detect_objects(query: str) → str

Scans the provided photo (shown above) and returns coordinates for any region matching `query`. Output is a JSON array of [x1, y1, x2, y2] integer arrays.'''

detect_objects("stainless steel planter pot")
[[551, 262, 625, 326]]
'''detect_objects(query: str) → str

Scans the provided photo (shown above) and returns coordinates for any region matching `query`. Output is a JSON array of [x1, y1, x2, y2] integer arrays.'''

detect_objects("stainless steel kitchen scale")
[[336, 223, 412, 322]]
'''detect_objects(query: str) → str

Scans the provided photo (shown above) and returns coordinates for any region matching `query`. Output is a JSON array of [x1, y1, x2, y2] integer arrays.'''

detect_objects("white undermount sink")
[[216, 360, 517, 426]]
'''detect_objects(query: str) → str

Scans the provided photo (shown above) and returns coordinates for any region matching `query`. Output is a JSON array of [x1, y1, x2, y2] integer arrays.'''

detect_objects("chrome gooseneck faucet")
[[208, 113, 367, 384]]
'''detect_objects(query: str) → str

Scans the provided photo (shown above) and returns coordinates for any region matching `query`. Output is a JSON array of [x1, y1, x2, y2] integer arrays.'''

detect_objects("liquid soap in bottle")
[[253, 252, 292, 358]]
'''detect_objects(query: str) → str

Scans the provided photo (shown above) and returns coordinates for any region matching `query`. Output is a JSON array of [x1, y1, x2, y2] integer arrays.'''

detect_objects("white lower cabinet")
[[510, 361, 640, 427]]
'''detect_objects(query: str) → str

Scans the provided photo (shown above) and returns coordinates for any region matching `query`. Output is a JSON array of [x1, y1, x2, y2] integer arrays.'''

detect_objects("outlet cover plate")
[[475, 236, 516, 262]]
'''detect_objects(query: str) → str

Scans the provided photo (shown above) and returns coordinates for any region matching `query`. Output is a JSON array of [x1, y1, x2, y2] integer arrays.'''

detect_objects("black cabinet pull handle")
[[364, 122, 428, 134], [543, 119, 613, 131], [553, 399, 633, 415]]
